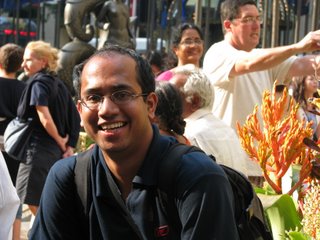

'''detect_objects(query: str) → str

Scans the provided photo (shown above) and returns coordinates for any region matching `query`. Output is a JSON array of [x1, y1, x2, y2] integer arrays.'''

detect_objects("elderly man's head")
[[170, 64, 214, 118]]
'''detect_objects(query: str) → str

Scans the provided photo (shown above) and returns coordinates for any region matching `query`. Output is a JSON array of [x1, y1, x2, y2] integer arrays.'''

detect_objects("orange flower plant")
[[237, 83, 314, 194]]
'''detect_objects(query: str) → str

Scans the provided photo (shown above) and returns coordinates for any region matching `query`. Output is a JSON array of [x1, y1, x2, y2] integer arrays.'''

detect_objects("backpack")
[[74, 144, 273, 240], [157, 144, 273, 240]]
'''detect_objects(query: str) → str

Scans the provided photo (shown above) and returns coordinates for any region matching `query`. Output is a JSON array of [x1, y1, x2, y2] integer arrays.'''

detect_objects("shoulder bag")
[[4, 117, 34, 163], [4, 71, 58, 163]]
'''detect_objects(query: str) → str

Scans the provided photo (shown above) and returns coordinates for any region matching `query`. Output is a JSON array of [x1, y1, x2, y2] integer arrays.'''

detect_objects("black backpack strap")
[[74, 149, 144, 240], [154, 143, 203, 238], [74, 149, 93, 217], [158, 143, 203, 193]]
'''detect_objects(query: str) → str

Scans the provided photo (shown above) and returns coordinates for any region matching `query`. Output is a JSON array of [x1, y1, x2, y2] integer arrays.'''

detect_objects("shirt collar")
[[185, 108, 212, 123], [94, 124, 177, 199]]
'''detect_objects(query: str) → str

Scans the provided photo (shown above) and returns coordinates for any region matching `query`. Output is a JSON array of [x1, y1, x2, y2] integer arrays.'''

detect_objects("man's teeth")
[[102, 122, 124, 130]]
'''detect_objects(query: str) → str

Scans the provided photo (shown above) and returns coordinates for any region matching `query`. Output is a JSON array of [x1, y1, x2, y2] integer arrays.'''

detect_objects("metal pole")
[[146, 0, 155, 51], [27, 0, 32, 43], [204, 0, 210, 52], [14, 0, 20, 44], [41, 1, 45, 40], [55, 0, 62, 48], [150, 0, 156, 50], [177, 0, 182, 24], [36, 0, 41, 40], [294, 0, 302, 43], [281, 0, 290, 45], [194, 0, 202, 26], [261, 0, 269, 48], [311, 0, 319, 31], [271, 0, 279, 47]]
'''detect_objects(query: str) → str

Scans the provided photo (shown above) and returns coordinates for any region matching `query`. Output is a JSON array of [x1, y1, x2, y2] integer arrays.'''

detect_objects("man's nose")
[[98, 96, 120, 115]]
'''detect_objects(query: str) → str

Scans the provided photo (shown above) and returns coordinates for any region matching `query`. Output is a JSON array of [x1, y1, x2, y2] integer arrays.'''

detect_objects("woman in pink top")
[[156, 23, 204, 81]]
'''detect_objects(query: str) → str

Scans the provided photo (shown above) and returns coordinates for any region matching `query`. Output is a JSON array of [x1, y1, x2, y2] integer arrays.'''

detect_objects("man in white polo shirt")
[[203, 0, 320, 131]]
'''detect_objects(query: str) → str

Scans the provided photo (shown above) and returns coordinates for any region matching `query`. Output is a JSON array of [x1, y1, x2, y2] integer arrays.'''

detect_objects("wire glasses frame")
[[80, 90, 148, 110], [179, 38, 203, 47], [233, 16, 262, 24]]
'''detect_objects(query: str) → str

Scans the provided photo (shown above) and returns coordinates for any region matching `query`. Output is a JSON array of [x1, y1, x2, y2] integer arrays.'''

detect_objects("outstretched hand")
[[295, 30, 320, 53]]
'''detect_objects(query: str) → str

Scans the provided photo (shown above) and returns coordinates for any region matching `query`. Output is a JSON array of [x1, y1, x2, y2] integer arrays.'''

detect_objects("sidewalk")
[[21, 205, 33, 240]]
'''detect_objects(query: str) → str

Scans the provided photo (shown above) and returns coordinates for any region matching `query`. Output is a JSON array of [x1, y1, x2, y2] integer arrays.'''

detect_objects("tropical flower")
[[237, 82, 314, 194]]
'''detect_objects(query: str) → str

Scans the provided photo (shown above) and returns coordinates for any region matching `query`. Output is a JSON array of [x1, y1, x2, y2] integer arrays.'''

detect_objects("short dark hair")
[[73, 44, 155, 100], [171, 23, 203, 47], [146, 50, 163, 70], [155, 82, 186, 135], [220, 0, 257, 22], [0, 43, 24, 74]]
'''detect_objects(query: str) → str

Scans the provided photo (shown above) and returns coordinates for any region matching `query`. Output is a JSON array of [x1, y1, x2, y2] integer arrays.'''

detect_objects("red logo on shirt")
[[155, 225, 169, 237]]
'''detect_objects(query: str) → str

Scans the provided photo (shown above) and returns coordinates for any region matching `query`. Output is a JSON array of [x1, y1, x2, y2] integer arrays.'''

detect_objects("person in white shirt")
[[170, 64, 256, 176], [203, 0, 320, 131], [0, 151, 20, 240]]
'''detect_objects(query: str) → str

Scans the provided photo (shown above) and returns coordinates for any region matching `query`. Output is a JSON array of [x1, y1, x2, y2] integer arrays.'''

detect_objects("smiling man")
[[203, 0, 320, 133], [29, 45, 239, 240]]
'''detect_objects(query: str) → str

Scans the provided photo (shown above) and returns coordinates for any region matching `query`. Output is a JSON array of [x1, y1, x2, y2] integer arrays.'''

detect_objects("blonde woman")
[[15, 41, 80, 216]]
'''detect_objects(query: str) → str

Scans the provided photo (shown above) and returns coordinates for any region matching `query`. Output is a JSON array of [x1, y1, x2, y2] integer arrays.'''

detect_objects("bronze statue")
[[58, 0, 135, 94], [97, 0, 136, 49]]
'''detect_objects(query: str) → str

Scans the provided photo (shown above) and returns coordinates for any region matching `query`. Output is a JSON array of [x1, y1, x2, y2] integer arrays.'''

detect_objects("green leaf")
[[262, 194, 302, 239], [287, 231, 310, 240], [255, 184, 277, 195]]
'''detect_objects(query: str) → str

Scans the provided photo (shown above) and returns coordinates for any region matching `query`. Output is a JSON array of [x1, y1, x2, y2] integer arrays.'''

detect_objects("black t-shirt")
[[30, 126, 239, 239], [18, 71, 80, 147], [0, 77, 26, 134]]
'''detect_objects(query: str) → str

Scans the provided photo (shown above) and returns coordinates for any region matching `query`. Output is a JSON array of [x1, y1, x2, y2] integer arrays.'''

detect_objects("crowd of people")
[[0, 40, 81, 239], [1, 0, 320, 239]]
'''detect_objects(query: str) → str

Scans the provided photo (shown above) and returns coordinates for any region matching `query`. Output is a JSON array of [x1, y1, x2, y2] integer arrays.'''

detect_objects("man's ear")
[[76, 100, 82, 113], [191, 94, 201, 111], [223, 20, 232, 32], [76, 101, 84, 127], [146, 92, 158, 120]]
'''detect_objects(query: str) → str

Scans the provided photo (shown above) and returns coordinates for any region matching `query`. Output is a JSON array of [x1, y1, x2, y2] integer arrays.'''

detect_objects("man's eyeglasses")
[[80, 90, 148, 110], [233, 16, 262, 24], [179, 39, 203, 47]]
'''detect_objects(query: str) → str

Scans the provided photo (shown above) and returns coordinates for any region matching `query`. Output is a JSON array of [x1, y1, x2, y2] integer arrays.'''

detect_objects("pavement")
[[21, 205, 33, 240]]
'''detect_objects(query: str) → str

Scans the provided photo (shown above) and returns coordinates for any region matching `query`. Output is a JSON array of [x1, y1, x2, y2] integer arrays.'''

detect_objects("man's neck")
[[104, 152, 146, 200], [0, 69, 16, 79], [224, 34, 253, 52], [102, 128, 154, 200]]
